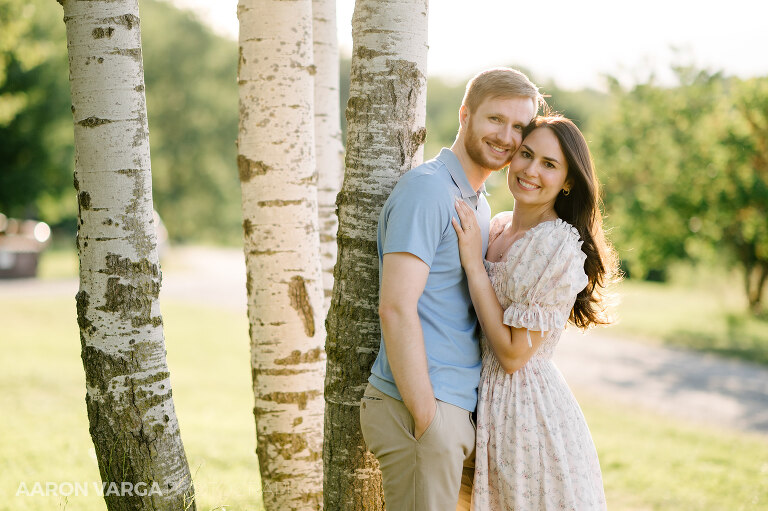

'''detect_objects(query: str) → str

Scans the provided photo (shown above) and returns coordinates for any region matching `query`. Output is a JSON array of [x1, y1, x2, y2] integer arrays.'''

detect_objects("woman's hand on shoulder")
[[451, 198, 485, 275]]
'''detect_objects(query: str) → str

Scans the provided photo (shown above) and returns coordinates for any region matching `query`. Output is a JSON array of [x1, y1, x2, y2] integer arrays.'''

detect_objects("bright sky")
[[169, 0, 768, 90]]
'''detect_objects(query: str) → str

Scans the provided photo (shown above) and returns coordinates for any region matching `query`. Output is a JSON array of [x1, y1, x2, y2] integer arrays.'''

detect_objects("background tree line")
[[2, 0, 766, 311]]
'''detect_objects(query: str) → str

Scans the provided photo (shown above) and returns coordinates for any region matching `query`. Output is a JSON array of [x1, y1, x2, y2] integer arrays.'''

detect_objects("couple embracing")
[[359, 68, 619, 510]]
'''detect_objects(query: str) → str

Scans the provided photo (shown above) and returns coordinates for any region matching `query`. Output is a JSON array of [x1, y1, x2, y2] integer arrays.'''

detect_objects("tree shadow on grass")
[[662, 313, 768, 367]]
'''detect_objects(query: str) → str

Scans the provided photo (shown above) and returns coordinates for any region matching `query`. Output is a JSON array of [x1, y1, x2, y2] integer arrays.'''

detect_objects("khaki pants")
[[360, 383, 476, 511]]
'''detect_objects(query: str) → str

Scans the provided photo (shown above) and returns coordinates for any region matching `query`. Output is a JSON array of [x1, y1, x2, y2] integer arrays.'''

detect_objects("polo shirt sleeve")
[[381, 175, 451, 268]]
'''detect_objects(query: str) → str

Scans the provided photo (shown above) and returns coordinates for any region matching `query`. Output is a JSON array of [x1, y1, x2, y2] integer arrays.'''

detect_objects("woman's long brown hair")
[[523, 116, 621, 328]]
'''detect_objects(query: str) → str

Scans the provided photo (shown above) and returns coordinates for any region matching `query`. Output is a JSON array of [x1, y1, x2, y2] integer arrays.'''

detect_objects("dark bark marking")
[[109, 48, 141, 61], [102, 14, 139, 30], [100, 253, 160, 278], [257, 199, 304, 207], [287, 276, 315, 337], [76, 290, 96, 335], [259, 367, 306, 376], [261, 390, 321, 410], [78, 116, 113, 127], [248, 248, 283, 256], [92, 27, 115, 39], [245, 270, 253, 298], [274, 347, 323, 365], [242, 218, 254, 237], [238, 155, 270, 181], [116, 168, 142, 175], [97, 276, 162, 328], [78, 191, 92, 210], [95, 254, 162, 328], [256, 432, 321, 475]]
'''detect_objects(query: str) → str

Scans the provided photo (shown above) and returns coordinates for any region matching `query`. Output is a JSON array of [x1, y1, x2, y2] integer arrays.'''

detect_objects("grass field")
[[2, 293, 767, 510], [609, 265, 768, 366]]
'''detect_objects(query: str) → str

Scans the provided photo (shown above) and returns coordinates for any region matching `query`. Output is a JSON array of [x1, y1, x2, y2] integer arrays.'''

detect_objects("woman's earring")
[[562, 188, 571, 196]]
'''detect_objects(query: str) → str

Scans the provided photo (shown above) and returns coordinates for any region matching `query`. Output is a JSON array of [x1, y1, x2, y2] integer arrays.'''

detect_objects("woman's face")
[[507, 127, 570, 211]]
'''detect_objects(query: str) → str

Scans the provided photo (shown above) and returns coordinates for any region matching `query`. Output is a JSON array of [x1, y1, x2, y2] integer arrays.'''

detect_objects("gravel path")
[[3, 246, 767, 435]]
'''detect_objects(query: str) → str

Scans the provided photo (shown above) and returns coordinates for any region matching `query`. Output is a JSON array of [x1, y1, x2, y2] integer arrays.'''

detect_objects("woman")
[[452, 115, 620, 510]]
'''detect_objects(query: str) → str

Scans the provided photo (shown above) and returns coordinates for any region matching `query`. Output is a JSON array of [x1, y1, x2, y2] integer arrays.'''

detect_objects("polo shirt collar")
[[436, 148, 487, 198]]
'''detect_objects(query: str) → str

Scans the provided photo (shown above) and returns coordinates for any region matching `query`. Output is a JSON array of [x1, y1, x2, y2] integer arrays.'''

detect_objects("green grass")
[[2, 296, 767, 510], [0, 298, 263, 511], [607, 266, 768, 365], [579, 392, 768, 510], [36, 247, 79, 280]]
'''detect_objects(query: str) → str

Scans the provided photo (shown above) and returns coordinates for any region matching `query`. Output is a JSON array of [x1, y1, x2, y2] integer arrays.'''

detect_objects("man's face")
[[461, 96, 536, 172]]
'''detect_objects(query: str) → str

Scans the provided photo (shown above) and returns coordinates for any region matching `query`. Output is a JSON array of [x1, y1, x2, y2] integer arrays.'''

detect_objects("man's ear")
[[459, 104, 469, 129]]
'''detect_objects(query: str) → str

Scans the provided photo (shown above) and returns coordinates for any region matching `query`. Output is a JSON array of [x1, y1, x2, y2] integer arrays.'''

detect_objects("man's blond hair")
[[462, 68, 543, 115]]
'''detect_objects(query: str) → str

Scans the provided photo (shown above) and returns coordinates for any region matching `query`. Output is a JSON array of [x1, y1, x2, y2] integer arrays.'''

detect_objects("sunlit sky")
[[169, 0, 768, 90]]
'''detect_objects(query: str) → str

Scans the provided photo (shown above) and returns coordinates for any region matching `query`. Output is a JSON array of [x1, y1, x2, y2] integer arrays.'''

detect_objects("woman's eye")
[[521, 151, 531, 158], [545, 161, 554, 168]]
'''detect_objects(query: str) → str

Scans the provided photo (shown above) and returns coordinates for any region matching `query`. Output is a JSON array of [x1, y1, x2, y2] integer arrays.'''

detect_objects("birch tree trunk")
[[237, 1, 325, 509], [313, 0, 344, 315], [59, 1, 196, 509], [323, 1, 429, 509]]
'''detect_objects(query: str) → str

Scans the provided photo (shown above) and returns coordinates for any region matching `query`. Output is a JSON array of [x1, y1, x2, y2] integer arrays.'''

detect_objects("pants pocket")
[[415, 400, 441, 444]]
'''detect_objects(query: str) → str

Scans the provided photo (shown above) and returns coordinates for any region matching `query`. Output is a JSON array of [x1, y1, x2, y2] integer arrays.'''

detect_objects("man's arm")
[[378, 251, 435, 440]]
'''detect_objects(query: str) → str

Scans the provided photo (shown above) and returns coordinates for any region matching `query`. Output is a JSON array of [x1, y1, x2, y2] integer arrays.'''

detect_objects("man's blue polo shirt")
[[369, 148, 491, 412]]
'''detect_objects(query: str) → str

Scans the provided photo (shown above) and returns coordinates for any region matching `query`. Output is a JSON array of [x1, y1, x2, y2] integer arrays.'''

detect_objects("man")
[[359, 68, 542, 510]]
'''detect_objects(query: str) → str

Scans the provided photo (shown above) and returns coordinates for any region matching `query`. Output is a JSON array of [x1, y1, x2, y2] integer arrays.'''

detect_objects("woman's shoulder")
[[533, 218, 581, 242], [518, 218, 585, 264], [506, 219, 588, 301], [489, 211, 514, 241]]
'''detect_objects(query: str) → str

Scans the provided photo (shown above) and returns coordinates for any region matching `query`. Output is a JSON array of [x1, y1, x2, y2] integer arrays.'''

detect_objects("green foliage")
[[715, 77, 768, 311], [590, 68, 768, 310], [140, 0, 240, 243], [423, 76, 464, 158], [1, 0, 241, 243], [0, 0, 74, 222]]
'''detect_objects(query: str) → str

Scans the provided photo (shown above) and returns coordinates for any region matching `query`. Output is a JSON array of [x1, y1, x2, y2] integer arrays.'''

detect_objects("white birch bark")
[[59, 1, 195, 509], [324, 1, 429, 509], [313, 0, 344, 316], [237, 1, 325, 509]]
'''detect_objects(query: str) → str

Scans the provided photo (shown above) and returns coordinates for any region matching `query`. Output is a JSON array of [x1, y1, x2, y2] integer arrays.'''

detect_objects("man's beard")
[[463, 121, 513, 171]]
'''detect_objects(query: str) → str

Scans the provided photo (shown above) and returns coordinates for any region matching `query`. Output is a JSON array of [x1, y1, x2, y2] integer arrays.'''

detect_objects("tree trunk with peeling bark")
[[323, 1, 429, 509], [59, 1, 196, 509], [237, 1, 325, 509], [313, 0, 344, 316]]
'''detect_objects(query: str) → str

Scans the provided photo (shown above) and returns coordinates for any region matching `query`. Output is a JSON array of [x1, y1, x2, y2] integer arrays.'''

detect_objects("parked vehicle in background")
[[0, 213, 51, 278]]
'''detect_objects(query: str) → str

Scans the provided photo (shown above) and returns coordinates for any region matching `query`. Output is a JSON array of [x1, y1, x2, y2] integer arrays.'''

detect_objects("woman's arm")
[[452, 199, 547, 373]]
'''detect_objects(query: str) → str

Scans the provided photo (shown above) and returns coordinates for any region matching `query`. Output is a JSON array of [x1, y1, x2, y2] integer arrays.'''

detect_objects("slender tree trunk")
[[323, 1, 428, 509], [237, 1, 325, 509], [747, 261, 768, 314], [313, 0, 344, 316], [59, 1, 195, 509]]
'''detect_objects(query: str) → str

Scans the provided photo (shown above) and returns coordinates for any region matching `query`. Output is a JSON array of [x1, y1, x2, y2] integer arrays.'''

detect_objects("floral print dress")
[[471, 218, 607, 511]]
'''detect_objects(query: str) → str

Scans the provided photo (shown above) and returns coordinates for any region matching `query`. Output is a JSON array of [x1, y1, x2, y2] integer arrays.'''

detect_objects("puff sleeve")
[[500, 220, 589, 346]]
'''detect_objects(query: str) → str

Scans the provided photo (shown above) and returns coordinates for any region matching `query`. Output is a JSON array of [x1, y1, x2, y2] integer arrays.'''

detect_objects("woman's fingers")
[[451, 217, 463, 238], [454, 198, 470, 226], [454, 198, 479, 231]]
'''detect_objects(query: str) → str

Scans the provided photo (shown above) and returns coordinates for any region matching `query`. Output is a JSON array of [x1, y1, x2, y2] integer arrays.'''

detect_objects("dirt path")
[[555, 330, 768, 435], [3, 246, 767, 435]]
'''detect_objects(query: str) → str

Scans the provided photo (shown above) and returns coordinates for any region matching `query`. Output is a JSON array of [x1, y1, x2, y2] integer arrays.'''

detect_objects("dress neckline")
[[484, 218, 563, 266]]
